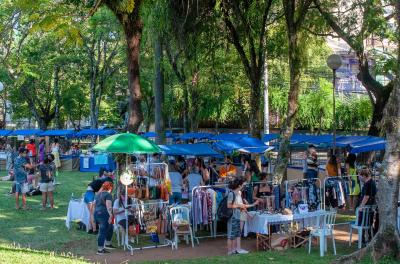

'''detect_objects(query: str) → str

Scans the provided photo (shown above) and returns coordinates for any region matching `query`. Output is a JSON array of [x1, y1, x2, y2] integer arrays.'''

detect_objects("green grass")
[[0, 245, 87, 264], [0, 171, 96, 256]]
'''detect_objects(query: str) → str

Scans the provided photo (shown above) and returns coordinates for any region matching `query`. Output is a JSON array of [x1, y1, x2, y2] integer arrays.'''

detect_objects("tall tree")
[[336, 2, 400, 262], [88, 0, 144, 132], [274, 0, 312, 183], [220, 0, 274, 137], [80, 8, 123, 129], [314, 0, 395, 136]]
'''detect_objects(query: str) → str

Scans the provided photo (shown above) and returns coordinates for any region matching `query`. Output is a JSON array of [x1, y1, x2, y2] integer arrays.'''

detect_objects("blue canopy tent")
[[11, 129, 43, 136], [289, 134, 316, 144], [142, 131, 177, 139], [212, 140, 244, 153], [212, 133, 249, 141], [75, 129, 117, 137], [350, 137, 386, 154], [213, 137, 274, 154], [179, 132, 214, 140], [302, 134, 336, 146], [159, 143, 222, 157], [335, 136, 372, 148], [142, 131, 157, 138], [263, 133, 279, 142], [0, 130, 13, 136], [40, 129, 76, 137]]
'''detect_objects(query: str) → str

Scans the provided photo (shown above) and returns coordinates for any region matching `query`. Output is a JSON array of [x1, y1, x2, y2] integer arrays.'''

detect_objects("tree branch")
[[221, 1, 252, 80]]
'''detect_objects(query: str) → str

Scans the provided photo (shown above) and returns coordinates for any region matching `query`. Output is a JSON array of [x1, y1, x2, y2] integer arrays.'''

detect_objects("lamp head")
[[327, 54, 342, 70]]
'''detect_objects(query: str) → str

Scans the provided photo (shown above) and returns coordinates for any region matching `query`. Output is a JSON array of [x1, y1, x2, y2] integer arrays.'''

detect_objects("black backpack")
[[217, 191, 235, 222]]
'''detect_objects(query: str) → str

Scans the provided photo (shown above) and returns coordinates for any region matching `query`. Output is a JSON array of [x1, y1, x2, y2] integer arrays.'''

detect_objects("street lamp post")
[[326, 54, 342, 155]]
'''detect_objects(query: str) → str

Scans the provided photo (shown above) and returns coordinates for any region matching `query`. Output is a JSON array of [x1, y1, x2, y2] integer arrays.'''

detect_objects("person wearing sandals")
[[227, 177, 258, 255], [39, 158, 55, 210], [14, 148, 34, 210], [94, 181, 115, 255]]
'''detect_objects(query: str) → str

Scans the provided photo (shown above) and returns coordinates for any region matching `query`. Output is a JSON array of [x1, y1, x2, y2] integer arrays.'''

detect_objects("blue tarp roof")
[[179, 132, 214, 140], [39, 130, 75, 137], [0, 130, 13, 136], [262, 133, 386, 153], [159, 143, 222, 157], [212, 133, 249, 141], [263, 133, 279, 142], [213, 137, 274, 154], [142, 132, 177, 138], [75, 129, 117, 137], [11, 129, 43, 136], [335, 136, 372, 147], [303, 134, 336, 145], [350, 137, 386, 154]]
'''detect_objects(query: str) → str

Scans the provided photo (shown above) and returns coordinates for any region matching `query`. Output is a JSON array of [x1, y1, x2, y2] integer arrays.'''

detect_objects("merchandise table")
[[66, 199, 90, 232], [245, 210, 327, 250]]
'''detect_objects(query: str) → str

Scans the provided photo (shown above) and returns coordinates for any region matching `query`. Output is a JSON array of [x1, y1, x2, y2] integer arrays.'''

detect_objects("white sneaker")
[[236, 249, 249, 254]]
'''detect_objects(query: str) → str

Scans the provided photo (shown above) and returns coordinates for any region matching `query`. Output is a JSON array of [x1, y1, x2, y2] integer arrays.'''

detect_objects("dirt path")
[[86, 225, 355, 264]]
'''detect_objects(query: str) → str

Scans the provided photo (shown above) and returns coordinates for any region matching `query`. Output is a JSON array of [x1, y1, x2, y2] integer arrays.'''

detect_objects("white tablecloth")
[[244, 210, 326, 236], [66, 199, 90, 231]]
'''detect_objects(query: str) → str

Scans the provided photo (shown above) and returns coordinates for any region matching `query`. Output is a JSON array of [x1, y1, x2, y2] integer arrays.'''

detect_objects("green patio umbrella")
[[92, 132, 160, 154]]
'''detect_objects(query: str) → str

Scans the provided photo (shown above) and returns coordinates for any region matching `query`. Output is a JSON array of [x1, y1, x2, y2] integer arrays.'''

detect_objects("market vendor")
[[113, 190, 136, 235], [252, 172, 273, 210], [357, 168, 377, 243], [219, 156, 237, 178]]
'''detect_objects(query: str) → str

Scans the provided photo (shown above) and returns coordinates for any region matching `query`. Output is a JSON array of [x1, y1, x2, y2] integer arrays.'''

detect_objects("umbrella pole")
[[125, 184, 133, 255]]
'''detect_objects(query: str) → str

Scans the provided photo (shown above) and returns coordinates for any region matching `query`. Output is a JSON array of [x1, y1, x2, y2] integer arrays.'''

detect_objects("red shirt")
[[26, 143, 36, 156]]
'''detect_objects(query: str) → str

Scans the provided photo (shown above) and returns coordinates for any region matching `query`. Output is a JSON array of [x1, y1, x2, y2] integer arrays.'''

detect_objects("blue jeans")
[[306, 169, 318, 179], [94, 211, 113, 248], [169, 192, 182, 205]]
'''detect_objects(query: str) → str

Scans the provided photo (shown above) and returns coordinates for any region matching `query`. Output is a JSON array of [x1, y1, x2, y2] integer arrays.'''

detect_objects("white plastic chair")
[[308, 210, 337, 257], [170, 206, 194, 250], [349, 205, 376, 249]]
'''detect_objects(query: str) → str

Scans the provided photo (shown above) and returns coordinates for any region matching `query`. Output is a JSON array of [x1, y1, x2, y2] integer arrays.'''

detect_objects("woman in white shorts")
[[39, 158, 55, 209]]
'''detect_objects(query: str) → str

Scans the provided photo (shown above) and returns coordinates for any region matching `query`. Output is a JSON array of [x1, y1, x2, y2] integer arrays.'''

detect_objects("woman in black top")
[[253, 173, 272, 209]]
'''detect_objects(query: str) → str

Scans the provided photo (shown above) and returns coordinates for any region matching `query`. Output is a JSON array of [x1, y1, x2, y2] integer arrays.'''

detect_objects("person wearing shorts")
[[84, 171, 113, 234], [14, 148, 33, 210], [39, 158, 55, 209], [227, 177, 258, 255]]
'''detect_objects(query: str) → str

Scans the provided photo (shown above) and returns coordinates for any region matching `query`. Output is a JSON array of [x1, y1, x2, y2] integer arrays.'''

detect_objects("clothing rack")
[[191, 183, 228, 244], [122, 198, 171, 253], [285, 178, 322, 212], [323, 176, 351, 210]]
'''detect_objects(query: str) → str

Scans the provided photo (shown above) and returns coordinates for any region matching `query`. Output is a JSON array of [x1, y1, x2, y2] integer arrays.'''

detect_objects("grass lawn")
[[0, 246, 87, 264], [0, 171, 97, 256], [0, 171, 395, 264]]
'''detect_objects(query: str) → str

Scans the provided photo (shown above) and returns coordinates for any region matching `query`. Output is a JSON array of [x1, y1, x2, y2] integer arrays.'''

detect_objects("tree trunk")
[[249, 80, 261, 138], [263, 56, 270, 136], [274, 31, 302, 184], [107, 2, 144, 133], [368, 92, 389, 136], [154, 35, 165, 144], [89, 57, 97, 129], [183, 84, 189, 133], [53, 65, 62, 129]]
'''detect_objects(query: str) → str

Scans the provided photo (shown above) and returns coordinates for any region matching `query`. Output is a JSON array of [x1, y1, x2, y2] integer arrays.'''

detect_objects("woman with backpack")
[[226, 177, 258, 255]]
